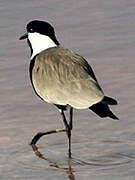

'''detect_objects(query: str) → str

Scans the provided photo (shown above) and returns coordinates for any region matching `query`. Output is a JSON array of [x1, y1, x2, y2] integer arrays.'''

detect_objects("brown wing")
[[32, 47, 104, 109]]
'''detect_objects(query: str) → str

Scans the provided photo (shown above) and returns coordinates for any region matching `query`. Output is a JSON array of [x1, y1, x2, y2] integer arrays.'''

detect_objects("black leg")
[[30, 128, 65, 145], [61, 109, 73, 158], [69, 107, 73, 130], [69, 107, 73, 158], [30, 107, 73, 158]]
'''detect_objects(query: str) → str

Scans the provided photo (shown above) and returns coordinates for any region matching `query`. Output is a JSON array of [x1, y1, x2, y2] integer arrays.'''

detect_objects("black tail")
[[101, 96, 118, 105], [89, 96, 118, 120]]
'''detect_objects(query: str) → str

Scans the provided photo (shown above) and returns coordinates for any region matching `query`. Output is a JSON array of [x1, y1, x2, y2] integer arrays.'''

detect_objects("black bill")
[[19, 33, 28, 40]]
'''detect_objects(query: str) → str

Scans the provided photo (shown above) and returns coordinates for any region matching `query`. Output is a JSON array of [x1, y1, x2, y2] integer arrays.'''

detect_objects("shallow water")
[[0, 0, 135, 179]]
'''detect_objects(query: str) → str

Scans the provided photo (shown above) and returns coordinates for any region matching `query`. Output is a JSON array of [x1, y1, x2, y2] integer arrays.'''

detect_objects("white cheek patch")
[[28, 32, 57, 59]]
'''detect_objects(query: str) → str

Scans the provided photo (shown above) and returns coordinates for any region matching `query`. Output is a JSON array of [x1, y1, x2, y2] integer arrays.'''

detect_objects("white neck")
[[28, 32, 57, 59]]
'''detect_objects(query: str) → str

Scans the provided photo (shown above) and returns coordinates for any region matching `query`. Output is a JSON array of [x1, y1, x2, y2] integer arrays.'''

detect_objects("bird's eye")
[[29, 28, 34, 32]]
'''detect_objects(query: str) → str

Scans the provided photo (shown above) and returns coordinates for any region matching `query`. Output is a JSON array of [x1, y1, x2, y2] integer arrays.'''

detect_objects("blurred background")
[[0, 0, 135, 179]]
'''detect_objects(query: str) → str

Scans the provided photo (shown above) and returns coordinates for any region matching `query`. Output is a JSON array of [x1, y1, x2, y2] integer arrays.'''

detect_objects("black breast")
[[29, 57, 44, 101]]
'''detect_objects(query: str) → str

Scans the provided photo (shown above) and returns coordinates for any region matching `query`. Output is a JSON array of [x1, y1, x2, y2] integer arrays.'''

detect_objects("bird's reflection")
[[31, 144, 75, 180]]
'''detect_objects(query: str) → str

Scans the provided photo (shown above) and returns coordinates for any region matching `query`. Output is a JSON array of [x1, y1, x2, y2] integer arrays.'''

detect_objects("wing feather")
[[32, 47, 104, 109]]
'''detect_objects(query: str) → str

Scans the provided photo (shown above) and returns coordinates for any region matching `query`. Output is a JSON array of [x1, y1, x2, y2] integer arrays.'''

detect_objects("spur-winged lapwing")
[[20, 20, 118, 158]]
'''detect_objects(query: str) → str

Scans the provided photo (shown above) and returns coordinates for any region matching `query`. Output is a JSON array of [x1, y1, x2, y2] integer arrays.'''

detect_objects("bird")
[[19, 20, 118, 158]]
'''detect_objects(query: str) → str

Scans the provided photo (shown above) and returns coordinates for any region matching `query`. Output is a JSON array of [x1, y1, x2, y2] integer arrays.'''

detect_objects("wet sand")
[[0, 0, 135, 179]]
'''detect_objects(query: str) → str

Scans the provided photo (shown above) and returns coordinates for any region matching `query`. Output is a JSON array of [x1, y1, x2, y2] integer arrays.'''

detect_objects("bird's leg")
[[69, 107, 73, 130], [69, 107, 73, 158], [30, 128, 65, 145], [30, 108, 73, 158], [61, 109, 73, 158]]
